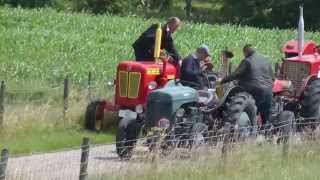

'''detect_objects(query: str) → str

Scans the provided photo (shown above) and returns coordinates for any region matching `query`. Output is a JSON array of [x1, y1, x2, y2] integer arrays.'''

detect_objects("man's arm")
[[221, 60, 249, 83], [165, 36, 181, 61]]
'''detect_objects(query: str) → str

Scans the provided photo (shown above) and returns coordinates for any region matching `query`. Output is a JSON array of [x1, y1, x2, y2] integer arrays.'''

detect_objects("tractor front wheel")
[[276, 111, 295, 144], [116, 117, 141, 159]]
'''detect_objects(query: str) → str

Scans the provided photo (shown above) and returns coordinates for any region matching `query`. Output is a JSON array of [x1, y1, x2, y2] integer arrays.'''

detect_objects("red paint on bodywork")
[[272, 79, 285, 93], [282, 40, 317, 55], [115, 60, 177, 108]]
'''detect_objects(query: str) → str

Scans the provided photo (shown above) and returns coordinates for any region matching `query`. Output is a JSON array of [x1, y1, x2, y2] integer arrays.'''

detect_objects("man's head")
[[166, 17, 181, 33], [243, 44, 256, 58], [196, 44, 210, 61]]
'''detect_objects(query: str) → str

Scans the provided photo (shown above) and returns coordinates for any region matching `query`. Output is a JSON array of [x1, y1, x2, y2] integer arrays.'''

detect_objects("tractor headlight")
[[148, 81, 157, 90], [157, 118, 170, 130], [135, 104, 144, 114], [176, 108, 185, 118]]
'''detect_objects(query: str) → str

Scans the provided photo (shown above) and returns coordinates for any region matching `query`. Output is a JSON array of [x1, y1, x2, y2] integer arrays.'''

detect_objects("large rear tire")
[[223, 92, 257, 126], [222, 92, 257, 139], [85, 101, 104, 131], [116, 117, 140, 159], [302, 79, 320, 123]]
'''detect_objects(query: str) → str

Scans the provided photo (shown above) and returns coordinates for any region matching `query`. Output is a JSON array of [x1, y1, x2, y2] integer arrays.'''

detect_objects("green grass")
[[0, 86, 116, 155], [1, 7, 320, 84], [0, 130, 114, 155], [93, 142, 320, 180]]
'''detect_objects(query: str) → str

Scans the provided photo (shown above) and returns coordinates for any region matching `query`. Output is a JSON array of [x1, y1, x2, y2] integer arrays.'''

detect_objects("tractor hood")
[[145, 81, 198, 128]]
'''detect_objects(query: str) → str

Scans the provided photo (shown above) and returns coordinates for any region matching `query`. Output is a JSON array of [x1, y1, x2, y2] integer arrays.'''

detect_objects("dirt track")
[[6, 144, 147, 180]]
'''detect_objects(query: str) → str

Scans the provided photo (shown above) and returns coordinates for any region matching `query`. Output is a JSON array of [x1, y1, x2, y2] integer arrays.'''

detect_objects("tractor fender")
[[299, 75, 319, 99], [217, 84, 246, 108]]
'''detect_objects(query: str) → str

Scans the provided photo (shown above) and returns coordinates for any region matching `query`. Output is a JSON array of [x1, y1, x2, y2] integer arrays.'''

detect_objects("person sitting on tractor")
[[219, 44, 274, 128], [180, 44, 211, 89], [132, 17, 181, 63]]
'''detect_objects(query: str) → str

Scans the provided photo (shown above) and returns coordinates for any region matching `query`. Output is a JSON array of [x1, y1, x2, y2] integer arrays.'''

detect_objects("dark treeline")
[[0, 0, 319, 30]]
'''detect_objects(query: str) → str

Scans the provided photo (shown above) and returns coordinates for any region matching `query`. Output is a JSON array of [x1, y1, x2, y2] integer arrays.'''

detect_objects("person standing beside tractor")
[[219, 44, 274, 128], [180, 44, 211, 89], [132, 17, 181, 63]]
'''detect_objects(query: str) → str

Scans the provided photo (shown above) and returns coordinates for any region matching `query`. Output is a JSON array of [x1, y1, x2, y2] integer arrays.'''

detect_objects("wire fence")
[[0, 73, 114, 129], [0, 121, 319, 180]]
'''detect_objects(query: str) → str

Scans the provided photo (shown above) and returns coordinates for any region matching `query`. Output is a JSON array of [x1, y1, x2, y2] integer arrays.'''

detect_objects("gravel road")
[[6, 144, 149, 180]]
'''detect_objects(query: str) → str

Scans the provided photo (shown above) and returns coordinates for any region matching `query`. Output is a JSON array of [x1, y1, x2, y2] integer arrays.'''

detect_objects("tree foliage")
[[219, 0, 320, 30], [1, 0, 320, 29]]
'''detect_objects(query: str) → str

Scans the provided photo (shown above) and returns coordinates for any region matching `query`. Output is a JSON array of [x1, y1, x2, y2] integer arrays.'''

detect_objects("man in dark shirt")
[[132, 17, 181, 62], [180, 44, 211, 89], [220, 44, 274, 127]]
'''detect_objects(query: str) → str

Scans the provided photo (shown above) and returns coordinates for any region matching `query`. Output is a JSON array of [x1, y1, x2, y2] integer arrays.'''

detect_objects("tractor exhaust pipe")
[[298, 4, 304, 58]]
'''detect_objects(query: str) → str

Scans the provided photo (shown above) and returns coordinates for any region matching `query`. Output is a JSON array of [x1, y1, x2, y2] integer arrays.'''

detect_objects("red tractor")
[[85, 56, 178, 131], [272, 6, 320, 131], [273, 40, 320, 128]]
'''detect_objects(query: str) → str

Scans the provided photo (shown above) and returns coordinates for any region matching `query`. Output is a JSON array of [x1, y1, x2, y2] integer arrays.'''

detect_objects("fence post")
[[221, 122, 231, 160], [228, 62, 232, 76], [0, 149, 9, 180], [63, 76, 69, 118], [0, 81, 5, 128], [87, 72, 92, 102], [79, 137, 90, 180]]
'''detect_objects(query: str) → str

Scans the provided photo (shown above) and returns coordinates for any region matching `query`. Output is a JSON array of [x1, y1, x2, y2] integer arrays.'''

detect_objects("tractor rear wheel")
[[116, 117, 140, 159], [85, 100, 105, 131], [302, 79, 320, 124], [222, 92, 257, 138]]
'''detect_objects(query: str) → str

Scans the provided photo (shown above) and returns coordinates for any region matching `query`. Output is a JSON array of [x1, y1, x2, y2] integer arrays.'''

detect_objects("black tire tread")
[[302, 79, 320, 120], [85, 100, 101, 131], [222, 92, 257, 126]]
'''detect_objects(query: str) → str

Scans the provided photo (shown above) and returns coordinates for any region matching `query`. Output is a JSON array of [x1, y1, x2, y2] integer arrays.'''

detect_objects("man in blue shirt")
[[180, 44, 211, 89]]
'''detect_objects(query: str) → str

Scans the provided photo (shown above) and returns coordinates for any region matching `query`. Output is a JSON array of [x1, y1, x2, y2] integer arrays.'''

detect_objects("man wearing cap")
[[219, 44, 274, 128], [132, 17, 181, 63], [180, 44, 211, 89]]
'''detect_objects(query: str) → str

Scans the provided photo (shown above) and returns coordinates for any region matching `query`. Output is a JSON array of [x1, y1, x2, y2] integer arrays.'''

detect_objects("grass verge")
[[0, 130, 114, 156], [0, 85, 116, 156], [92, 141, 320, 180]]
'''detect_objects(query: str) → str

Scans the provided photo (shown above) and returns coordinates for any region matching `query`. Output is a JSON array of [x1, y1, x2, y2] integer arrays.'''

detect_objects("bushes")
[[1, 0, 139, 14], [219, 0, 320, 30]]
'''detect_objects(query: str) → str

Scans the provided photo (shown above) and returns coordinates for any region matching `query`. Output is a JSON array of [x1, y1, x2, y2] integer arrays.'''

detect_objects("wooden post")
[[87, 72, 92, 102], [79, 137, 90, 180], [0, 149, 9, 180], [0, 81, 5, 128], [221, 122, 231, 160], [63, 76, 69, 118], [228, 62, 232, 76]]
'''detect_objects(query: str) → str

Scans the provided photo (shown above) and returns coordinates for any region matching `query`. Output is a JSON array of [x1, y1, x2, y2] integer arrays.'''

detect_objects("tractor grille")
[[118, 71, 141, 98], [283, 61, 309, 95]]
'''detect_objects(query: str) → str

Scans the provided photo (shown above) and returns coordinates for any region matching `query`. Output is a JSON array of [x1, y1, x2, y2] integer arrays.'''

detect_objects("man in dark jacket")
[[180, 44, 211, 89], [220, 44, 274, 127], [132, 17, 181, 62]]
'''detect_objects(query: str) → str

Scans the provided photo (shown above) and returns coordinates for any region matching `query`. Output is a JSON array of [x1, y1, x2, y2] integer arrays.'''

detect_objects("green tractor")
[[116, 80, 258, 159]]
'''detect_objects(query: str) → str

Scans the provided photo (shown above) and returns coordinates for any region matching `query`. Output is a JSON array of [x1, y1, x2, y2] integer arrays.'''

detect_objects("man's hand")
[[216, 77, 224, 85]]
